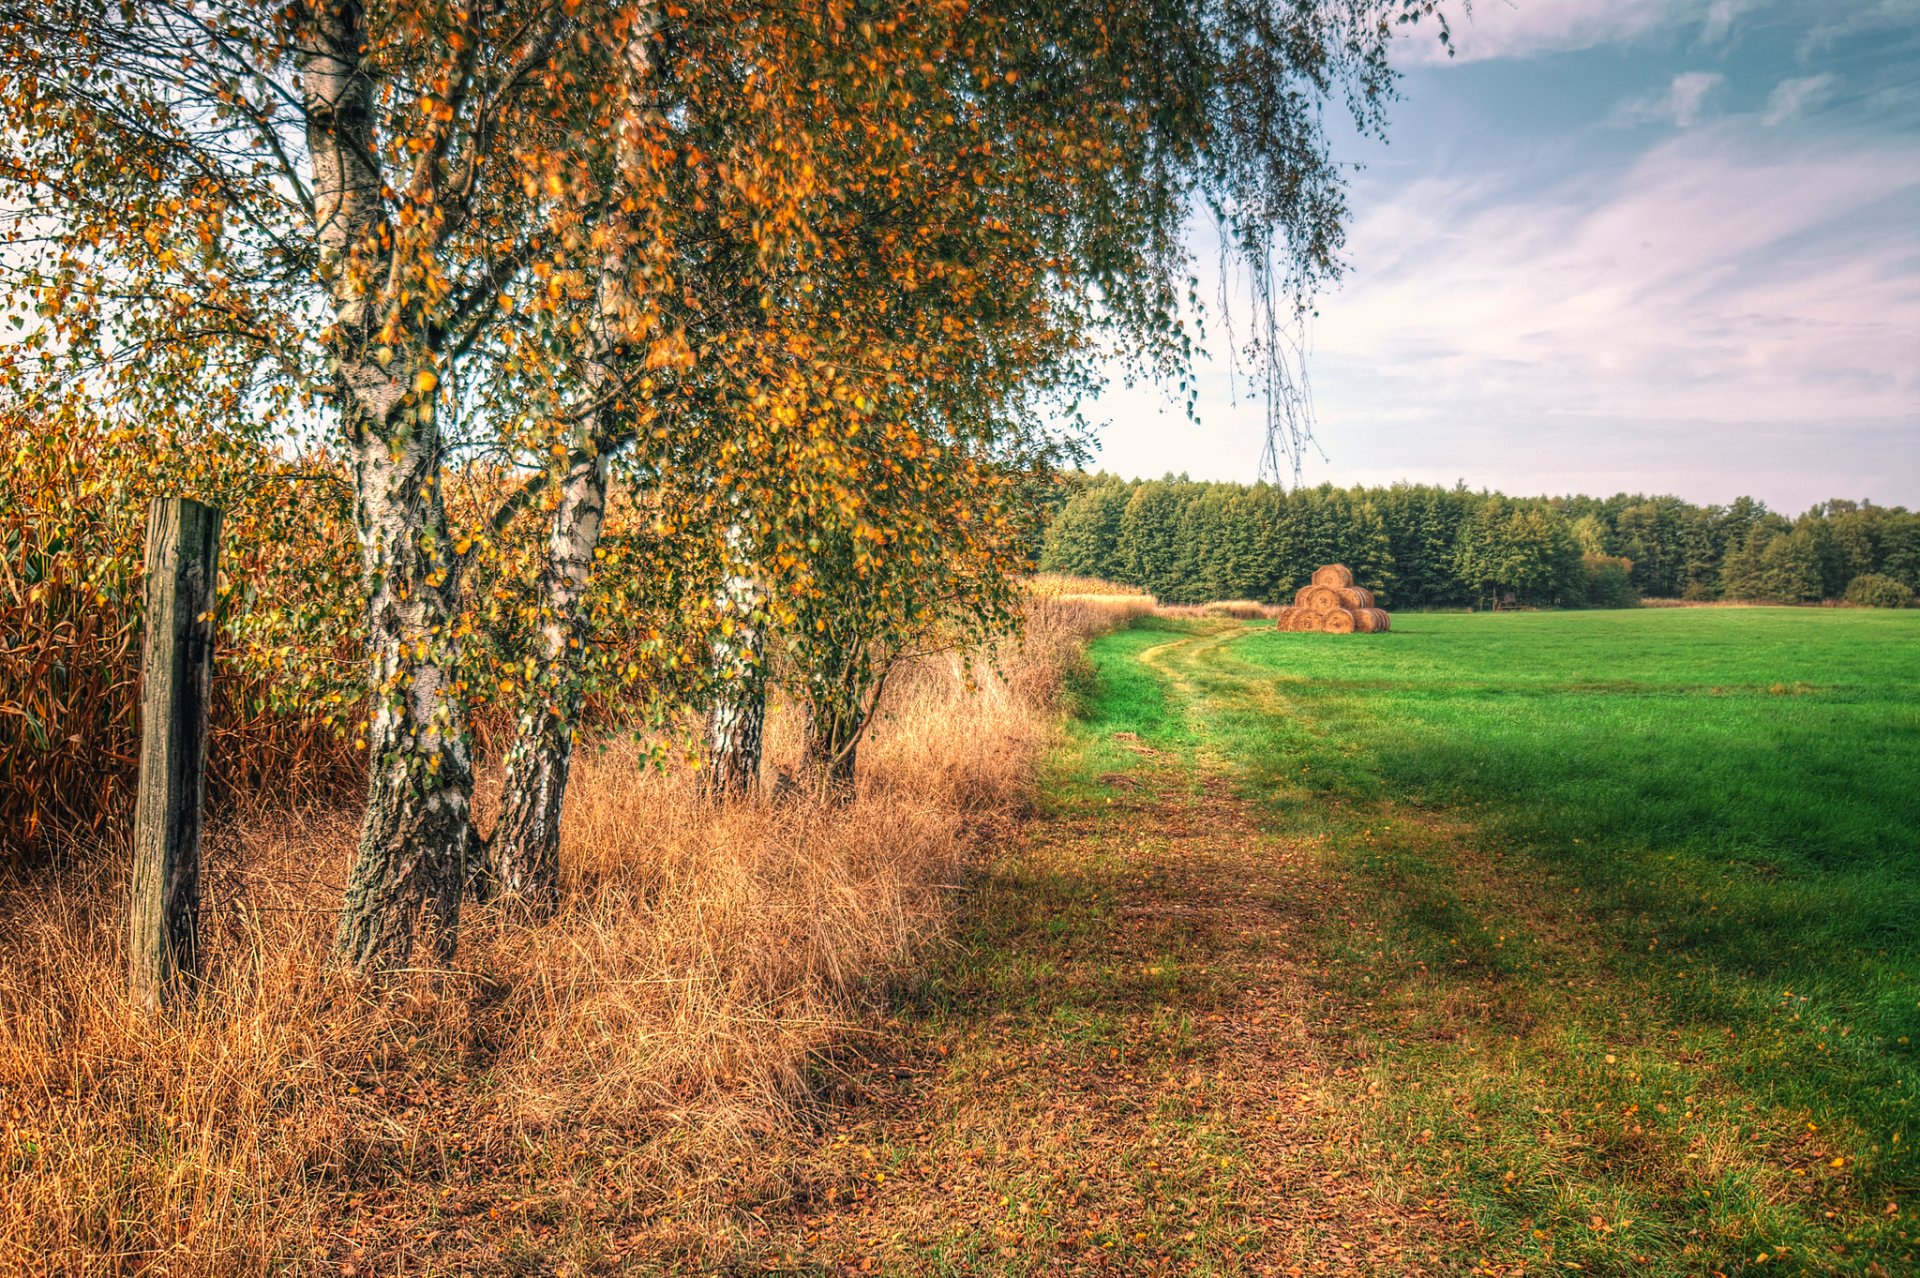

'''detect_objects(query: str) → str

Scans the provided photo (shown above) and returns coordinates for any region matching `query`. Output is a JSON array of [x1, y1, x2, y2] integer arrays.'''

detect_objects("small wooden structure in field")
[[1275, 564, 1391, 634]]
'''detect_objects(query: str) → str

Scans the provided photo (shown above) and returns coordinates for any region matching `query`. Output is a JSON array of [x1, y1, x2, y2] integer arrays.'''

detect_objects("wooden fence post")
[[129, 497, 221, 1012]]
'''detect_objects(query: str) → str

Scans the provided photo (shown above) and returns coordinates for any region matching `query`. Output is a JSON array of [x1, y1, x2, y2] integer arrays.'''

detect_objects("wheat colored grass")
[[0, 596, 1126, 1275]]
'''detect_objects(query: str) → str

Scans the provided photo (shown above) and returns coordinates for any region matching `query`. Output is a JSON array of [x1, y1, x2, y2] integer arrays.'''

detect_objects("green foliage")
[[1577, 553, 1638, 609], [1039, 481, 1131, 582], [1040, 475, 1920, 610], [1845, 573, 1915, 609], [1453, 496, 1582, 609]]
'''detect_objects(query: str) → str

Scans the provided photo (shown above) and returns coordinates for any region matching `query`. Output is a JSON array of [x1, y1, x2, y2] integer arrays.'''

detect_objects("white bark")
[[486, 11, 661, 901], [303, 1, 474, 967], [487, 447, 610, 910], [703, 522, 766, 798]]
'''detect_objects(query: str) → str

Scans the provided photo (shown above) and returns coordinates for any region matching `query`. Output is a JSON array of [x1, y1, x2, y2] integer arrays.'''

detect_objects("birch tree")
[[0, 0, 644, 965]]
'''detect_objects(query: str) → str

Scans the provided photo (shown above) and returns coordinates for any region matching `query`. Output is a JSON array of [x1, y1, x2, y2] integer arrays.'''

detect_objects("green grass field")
[[1069, 607, 1920, 1274], [571, 605, 1920, 1275]]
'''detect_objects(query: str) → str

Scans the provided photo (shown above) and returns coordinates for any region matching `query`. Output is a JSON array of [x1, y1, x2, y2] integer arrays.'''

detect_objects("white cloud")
[[1699, 0, 1751, 45], [1797, 0, 1920, 57], [1612, 71, 1728, 127], [1295, 127, 1920, 504], [1403, 0, 1706, 64], [1090, 125, 1920, 510], [1401, 0, 1920, 66], [1762, 73, 1838, 125]]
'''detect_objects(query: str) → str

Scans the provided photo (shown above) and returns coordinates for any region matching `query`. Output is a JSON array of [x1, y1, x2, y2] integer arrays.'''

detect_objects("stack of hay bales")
[[1275, 564, 1392, 634]]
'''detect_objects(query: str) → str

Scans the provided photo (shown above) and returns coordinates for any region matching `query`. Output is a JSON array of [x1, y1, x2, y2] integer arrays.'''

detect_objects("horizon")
[[1083, 0, 1920, 514]]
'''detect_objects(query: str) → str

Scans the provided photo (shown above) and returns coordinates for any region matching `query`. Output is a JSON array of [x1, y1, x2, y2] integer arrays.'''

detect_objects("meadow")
[[8, 598, 1916, 1276], [1063, 607, 1920, 1274]]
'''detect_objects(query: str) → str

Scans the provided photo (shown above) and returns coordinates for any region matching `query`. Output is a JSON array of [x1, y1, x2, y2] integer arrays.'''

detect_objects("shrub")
[[1, 409, 362, 864], [1846, 573, 1915, 609], [1580, 554, 1640, 609]]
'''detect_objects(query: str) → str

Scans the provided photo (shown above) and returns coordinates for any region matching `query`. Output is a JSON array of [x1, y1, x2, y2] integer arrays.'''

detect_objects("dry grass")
[[1154, 599, 1280, 621], [1024, 571, 1150, 600], [1638, 597, 1773, 608], [0, 596, 1132, 1276], [1201, 599, 1278, 620]]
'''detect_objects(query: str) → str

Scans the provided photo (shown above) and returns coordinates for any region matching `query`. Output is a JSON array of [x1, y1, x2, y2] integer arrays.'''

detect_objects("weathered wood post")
[[129, 497, 221, 1012]]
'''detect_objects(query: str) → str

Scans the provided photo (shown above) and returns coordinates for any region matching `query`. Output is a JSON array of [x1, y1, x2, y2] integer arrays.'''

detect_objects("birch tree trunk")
[[335, 420, 475, 966], [303, 1, 474, 967], [801, 702, 861, 796], [486, 449, 610, 911], [801, 640, 868, 798], [702, 523, 766, 798], [485, 17, 659, 903]]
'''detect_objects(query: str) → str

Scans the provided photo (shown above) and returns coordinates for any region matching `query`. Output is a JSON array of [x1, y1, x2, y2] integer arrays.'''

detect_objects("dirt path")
[[739, 626, 1468, 1276], [698, 616, 1917, 1278]]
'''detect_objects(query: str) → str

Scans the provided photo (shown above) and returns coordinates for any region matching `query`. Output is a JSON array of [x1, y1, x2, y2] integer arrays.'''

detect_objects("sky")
[[1083, 0, 1920, 514]]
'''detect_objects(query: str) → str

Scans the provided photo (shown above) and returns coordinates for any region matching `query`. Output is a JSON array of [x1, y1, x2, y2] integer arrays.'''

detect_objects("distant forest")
[[1036, 475, 1920, 609]]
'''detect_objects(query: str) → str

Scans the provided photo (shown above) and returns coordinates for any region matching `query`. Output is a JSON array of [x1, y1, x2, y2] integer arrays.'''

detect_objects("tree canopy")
[[1, 0, 1455, 961]]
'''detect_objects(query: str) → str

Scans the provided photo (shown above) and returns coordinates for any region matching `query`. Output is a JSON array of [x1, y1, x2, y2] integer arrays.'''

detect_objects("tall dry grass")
[[0, 592, 1139, 1276], [1154, 598, 1279, 621]]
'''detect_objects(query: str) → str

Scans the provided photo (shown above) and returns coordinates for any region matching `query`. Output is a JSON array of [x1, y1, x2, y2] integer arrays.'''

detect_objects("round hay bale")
[[1351, 607, 1381, 634], [1337, 586, 1376, 610], [1274, 607, 1297, 631], [1323, 607, 1357, 634], [1288, 608, 1322, 632], [1312, 563, 1354, 589], [1370, 608, 1392, 632], [1298, 583, 1344, 613]]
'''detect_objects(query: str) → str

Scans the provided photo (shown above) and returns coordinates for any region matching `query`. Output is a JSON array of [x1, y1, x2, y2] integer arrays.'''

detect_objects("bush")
[[1846, 573, 1916, 609], [1, 408, 362, 864], [1580, 554, 1640, 609]]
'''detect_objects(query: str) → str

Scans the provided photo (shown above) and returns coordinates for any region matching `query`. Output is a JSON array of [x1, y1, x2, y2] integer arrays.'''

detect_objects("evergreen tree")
[[1033, 472, 1910, 611], [1721, 513, 1793, 599], [1115, 480, 1195, 600], [1678, 505, 1725, 599], [1880, 513, 1920, 591], [1758, 530, 1827, 603], [1039, 482, 1131, 581], [1343, 498, 1397, 604]]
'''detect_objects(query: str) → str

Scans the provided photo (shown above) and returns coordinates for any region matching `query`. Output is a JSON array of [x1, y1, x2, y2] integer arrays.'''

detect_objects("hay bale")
[[1297, 583, 1344, 613], [1281, 567, 1389, 633]]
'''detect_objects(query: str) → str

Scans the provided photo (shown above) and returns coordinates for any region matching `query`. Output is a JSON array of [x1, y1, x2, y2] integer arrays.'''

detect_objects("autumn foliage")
[[0, 0, 1467, 1269], [0, 406, 362, 860]]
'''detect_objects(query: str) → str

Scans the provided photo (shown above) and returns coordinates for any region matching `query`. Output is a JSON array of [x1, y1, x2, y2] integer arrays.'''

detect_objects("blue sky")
[[1085, 0, 1920, 514]]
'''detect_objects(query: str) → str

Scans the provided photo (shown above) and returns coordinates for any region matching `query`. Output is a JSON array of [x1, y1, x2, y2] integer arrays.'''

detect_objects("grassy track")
[[751, 607, 1918, 1276], [1092, 608, 1920, 1276]]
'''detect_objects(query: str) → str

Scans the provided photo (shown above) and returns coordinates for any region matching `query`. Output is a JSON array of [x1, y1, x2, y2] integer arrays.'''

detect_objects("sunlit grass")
[[1081, 607, 1920, 1275]]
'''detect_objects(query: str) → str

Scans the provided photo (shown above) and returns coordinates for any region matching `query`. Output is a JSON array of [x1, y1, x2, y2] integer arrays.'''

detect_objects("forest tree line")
[[1037, 475, 1920, 609]]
